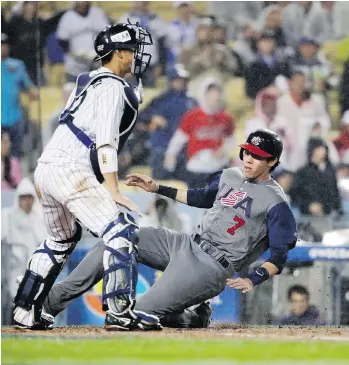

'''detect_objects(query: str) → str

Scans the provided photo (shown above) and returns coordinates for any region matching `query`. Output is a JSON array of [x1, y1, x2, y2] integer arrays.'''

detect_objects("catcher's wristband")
[[157, 185, 177, 200], [248, 267, 270, 286]]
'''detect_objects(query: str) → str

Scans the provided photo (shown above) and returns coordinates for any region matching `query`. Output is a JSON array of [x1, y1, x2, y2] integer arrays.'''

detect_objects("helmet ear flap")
[[239, 148, 244, 161]]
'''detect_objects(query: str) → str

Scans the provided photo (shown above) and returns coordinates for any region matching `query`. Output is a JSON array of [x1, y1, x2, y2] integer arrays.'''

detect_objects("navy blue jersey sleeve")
[[266, 202, 297, 273], [187, 170, 222, 209]]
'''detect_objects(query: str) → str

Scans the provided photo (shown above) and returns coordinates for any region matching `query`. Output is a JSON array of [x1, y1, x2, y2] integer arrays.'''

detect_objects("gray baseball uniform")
[[45, 167, 297, 322]]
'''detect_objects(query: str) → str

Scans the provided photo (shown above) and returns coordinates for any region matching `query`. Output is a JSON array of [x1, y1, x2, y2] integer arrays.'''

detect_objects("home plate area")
[[2, 324, 349, 341]]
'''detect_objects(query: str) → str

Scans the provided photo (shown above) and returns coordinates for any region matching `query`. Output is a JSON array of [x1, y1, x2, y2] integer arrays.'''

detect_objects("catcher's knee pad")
[[102, 213, 139, 315], [13, 223, 81, 316]]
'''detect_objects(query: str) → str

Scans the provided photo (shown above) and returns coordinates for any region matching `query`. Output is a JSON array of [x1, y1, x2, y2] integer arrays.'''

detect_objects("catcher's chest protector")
[[59, 72, 139, 183]]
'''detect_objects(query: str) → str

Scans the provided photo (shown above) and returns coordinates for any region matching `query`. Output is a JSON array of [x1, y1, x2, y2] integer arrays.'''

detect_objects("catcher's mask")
[[94, 20, 153, 78]]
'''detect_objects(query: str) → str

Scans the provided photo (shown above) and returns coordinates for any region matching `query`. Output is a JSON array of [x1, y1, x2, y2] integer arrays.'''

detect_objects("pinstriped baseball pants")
[[34, 162, 119, 241]]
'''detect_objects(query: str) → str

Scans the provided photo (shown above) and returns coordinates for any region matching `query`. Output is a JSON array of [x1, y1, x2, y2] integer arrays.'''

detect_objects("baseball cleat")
[[104, 311, 139, 331], [194, 301, 213, 328], [105, 310, 162, 331]]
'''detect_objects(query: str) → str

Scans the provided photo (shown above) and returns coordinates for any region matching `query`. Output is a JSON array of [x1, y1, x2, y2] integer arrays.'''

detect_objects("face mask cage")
[[128, 20, 153, 78]]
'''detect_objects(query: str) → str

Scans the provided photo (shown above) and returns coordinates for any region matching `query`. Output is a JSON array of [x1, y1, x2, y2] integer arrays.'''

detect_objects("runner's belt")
[[193, 235, 230, 269]]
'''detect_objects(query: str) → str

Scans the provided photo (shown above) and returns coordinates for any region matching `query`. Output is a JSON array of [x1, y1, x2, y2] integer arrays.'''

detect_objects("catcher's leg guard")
[[102, 213, 139, 316], [102, 213, 161, 331], [13, 224, 81, 329]]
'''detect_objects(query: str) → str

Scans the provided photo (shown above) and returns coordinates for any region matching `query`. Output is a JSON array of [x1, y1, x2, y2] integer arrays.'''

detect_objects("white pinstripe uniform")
[[14, 67, 136, 326], [36, 66, 125, 239]]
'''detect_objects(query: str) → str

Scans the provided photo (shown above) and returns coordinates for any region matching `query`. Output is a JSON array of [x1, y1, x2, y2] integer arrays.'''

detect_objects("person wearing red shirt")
[[333, 110, 349, 163], [164, 79, 235, 187]]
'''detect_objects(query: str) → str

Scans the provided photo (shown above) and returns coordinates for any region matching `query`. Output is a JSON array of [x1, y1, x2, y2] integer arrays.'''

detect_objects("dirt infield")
[[3, 324, 349, 341]]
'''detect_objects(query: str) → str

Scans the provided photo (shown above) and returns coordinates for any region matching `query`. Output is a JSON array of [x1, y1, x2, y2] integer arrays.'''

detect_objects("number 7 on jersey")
[[227, 215, 245, 235]]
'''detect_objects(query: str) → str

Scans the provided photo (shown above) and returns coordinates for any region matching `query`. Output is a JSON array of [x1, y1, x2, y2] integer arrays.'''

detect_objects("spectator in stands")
[[303, 1, 349, 45], [303, 2, 334, 44], [180, 22, 238, 83], [333, 111, 349, 163], [281, 1, 312, 47], [1, 178, 46, 299], [287, 38, 331, 94], [207, 1, 263, 40], [1, 132, 21, 191], [274, 71, 331, 171], [278, 285, 326, 326], [337, 163, 349, 203], [138, 64, 196, 179], [290, 137, 341, 217], [244, 87, 280, 136], [164, 78, 235, 188], [120, 2, 167, 87], [212, 23, 244, 77], [333, 2, 349, 40], [245, 31, 290, 99], [1, 33, 37, 158], [7, 1, 64, 86], [57, 1, 109, 82], [139, 195, 192, 234], [283, 1, 349, 46], [273, 169, 294, 204], [232, 22, 258, 69], [339, 60, 349, 117], [258, 6, 287, 48], [309, 121, 340, 166], [166, 2, 197, 70], [1, 7, 10, 36], [258, 1, 291, 24]]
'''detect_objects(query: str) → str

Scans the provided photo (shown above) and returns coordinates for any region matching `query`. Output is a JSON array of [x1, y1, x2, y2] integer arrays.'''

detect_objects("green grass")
[[2, 336, 349, 364]]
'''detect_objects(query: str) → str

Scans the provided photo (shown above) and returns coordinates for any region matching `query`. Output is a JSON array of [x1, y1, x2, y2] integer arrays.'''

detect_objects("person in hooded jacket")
[[164, 78, 235, 188], [1, 177, 46, 319], [290, 137, 342, 216], [277, 285, 326, 326]]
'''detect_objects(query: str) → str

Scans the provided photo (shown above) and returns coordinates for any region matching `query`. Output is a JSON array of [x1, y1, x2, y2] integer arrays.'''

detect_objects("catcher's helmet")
[[94, 21, 153, 77], [239, 129, 283, 170]]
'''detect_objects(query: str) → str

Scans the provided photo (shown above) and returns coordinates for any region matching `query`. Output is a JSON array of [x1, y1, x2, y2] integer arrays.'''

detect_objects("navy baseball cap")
[[259, 30, 276, 41], [298, 37, 319, 47], [168, 64, 190, 80]]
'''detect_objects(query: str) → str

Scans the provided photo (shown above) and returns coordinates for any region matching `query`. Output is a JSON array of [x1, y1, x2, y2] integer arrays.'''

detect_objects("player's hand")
[[112, 192, 142, 215], [226, 277, 254, 294], [125, 173, 158, 193]]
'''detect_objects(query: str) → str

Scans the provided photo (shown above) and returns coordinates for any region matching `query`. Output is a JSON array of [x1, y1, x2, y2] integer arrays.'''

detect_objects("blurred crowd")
[[1, 0, 349, 326], [2, 0, 349, 222], [2, 0, 349, 219]]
